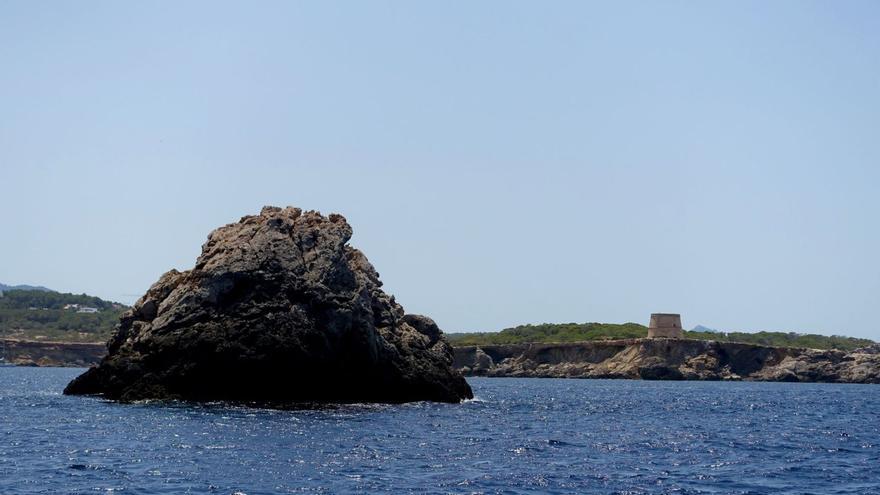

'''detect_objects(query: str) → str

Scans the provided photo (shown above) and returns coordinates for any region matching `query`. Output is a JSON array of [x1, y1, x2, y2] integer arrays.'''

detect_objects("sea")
[[1, 368, 878, 494]]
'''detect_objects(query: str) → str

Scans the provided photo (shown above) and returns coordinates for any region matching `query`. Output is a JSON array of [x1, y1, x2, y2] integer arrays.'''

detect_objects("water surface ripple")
[[1, 368, 879, 494]]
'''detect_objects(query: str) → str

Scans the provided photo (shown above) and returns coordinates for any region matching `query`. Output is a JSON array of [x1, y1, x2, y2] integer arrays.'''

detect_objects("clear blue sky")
[[2, 1, 878, 338]]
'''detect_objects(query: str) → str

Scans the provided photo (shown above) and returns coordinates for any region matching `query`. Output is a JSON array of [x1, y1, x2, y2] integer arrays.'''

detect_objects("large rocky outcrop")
[[65, 206, 472, 404], [454, 339, 880, 383]]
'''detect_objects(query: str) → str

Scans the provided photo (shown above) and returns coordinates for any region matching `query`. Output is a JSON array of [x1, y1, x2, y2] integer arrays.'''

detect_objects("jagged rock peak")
[[65, 206, 473, 405]]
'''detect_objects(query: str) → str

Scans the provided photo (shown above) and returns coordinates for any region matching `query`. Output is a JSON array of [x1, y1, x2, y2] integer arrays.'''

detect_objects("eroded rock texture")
[[454, 339, 880, 383], [65, 207, 472, 404]]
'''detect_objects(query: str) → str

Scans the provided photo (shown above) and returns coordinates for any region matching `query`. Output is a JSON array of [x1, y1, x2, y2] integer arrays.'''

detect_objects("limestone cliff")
[[454, 339, 880, 383], [65, 206, 472, 404]]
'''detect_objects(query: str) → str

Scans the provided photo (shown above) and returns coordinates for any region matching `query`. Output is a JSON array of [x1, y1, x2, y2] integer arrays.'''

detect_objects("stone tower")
[[647, 313, 683, 339]]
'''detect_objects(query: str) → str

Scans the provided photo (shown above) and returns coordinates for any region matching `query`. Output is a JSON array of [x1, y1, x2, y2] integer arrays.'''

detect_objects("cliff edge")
[[65, 206, 472, 404], [454, 339, 880, 383]]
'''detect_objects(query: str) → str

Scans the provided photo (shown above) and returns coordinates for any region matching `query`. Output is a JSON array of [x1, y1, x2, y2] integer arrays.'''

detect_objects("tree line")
[[446, 322, 874, 351]]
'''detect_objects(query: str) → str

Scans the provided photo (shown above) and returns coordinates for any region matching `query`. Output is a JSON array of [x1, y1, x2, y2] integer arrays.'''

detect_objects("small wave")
[[202, 444, 237, 450], [546, 439, 580, 447]]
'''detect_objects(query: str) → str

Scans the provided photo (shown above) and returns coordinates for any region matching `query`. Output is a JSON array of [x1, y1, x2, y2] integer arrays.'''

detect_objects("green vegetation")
[[447, 322, 648, 346], [447, 322, 874, 351], [683, 329, 873, 351], [0, 290, 127, 343]]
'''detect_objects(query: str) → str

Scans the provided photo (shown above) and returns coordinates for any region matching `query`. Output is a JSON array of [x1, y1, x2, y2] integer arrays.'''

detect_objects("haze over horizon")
[[2, 2, 879, 339]]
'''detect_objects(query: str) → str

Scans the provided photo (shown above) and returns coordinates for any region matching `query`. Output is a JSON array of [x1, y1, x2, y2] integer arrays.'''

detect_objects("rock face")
[[65, 206, 472, 404], [454, 339, 880, 383]]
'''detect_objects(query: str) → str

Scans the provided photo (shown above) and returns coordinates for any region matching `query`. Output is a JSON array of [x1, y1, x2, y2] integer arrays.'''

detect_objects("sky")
[[1, 1, 879, 338]]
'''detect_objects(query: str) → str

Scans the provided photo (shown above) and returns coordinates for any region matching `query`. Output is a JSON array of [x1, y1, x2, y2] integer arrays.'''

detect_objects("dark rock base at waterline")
[[64, 360, 472, 405]]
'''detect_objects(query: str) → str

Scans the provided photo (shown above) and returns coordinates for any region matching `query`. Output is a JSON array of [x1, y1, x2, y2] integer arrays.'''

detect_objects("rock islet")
[[65, 206, 473, 404]]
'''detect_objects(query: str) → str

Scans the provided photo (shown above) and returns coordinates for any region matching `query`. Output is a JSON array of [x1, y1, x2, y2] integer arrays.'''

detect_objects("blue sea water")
[[1, 368, 879, 494]]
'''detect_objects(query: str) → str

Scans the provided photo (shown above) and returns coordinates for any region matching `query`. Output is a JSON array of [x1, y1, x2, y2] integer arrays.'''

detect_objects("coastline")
[[453, 338, 880, 384], [0, 339, 104, 367], [5, 335, 879, 387]]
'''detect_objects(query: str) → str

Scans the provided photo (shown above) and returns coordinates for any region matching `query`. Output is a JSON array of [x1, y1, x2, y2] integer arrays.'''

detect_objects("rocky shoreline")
[[453, 338, 880, 383], [5, 336, 880, 387], [0, 339, 105, 367]]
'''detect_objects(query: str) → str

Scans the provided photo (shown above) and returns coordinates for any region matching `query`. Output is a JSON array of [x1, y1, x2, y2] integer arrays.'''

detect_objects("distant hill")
[[691, 324, 720, 333], [0, 283, 53, 294], [0, 289, 128, 343], [446, 322, 874, 352]]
